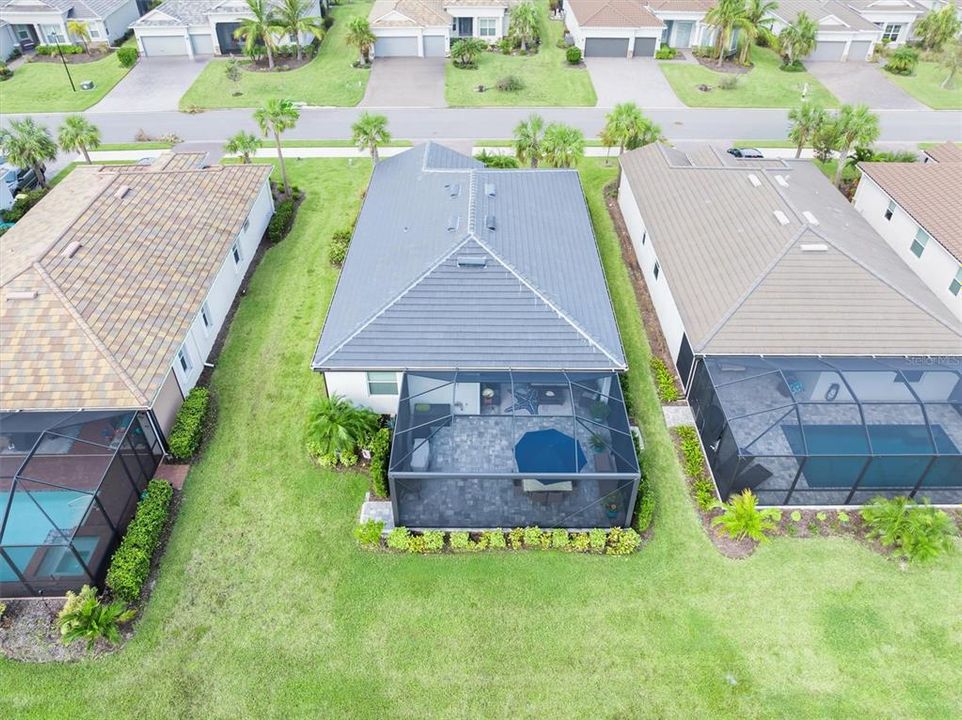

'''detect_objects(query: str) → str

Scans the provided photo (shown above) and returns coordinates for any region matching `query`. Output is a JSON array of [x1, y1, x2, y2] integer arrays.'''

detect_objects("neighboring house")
[[0, 153, 273, 598], [847, 0, 926, 45], [0, 19, 17, 59], [854, 143, 962, 321], [769, 0, 881, 61], [132, 0, 324, 58], [369, 0, 512, 57], [0, 0, 142, 49], [313, 143, 641, 530], [618, 144, 961, 507]]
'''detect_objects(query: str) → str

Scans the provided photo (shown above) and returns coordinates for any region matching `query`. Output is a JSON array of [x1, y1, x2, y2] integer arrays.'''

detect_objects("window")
[[201, 302, 213, 331], [950, 268, 962, 297], [653, 261, 660, 280], [884, 200, 895, 221], [910, 228, 929, 258], [881, 24, 902, 42], [479, 18, 497, 37], [41, 25, 66, 43], [641, 231, 647, 245], [367, 372, 398, 395], [88, 27, 101, 39], [177, 346, 193, 373], [232, 241, 242, 265], [242, 217, 250, 233]]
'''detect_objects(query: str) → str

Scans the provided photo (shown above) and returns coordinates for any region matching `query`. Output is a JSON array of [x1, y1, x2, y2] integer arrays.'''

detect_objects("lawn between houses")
[[178, 0, 372, 110], [1, 158, 960, 719], [885, 60, 962, 110], [659, 45, 838, 108], [0, 51, 131, 113]]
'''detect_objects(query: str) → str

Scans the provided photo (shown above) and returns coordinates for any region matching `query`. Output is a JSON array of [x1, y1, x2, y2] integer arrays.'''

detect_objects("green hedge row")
[[35, 44, 84, 55], [105, 479, 174, 603], [167, 387, 210, 461], [268, 197, 296, 243], [677, 426, 716, 511], [368, 427, 390, 498]]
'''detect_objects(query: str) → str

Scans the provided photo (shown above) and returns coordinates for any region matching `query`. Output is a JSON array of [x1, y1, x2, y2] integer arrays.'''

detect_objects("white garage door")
[[808, 40, 846, 62], [190, 33, 214, 56], [584, 37, 630, 57], [140, 34, 187, 57], [424, 35, 446, 57], [374, 36, 419, 57], [848, 40, 872, 61]]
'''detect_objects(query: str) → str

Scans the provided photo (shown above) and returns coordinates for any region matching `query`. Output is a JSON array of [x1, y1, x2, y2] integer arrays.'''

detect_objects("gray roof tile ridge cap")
[[471, 235, 626, 367], [467, 169, 478, 234], [314, 236, 476, 366]]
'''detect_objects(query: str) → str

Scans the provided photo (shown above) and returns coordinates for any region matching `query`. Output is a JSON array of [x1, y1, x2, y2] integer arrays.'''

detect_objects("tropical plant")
[[354, 519, 384, 547], [744, 0, 778, 50], [66, 19, 91, 54], [704, 0, 751, 66], [509, 0, 541, 52], [861, 496, 958, 563], [224, 130, 260, 163], [884, 45, 919, 75], [57, 586, 136, 650], [346, 16, 375, 64], [915, 5, 962, 52], [941, 40, 962, 89], [235, 0, 281, 70], [787, 101, 827, 158], [225, 58, 243, 94], [276, 0, 324, 60], [513, 113, 545, 168], [450, 37, 487, 67], [602, 102, 662, 159], [831, 104, 880, 189], [541, 122, 584, 168], [304, 394, 379, 460], [779, 11, 818, 67], [0, 118, 58, 188], [351, 111, 390, 164], [474, 149, 520, 168], [57, 114, 101, 164], [253, 97, 300, 195], [812, 118, 840, 163], [711, 489, 781, 542]]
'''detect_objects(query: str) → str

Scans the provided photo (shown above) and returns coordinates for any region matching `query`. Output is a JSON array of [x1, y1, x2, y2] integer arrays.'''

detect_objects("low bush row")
[[35, 44, 84, 56], [105, 479, 174, 603], [167, 387, 210, 461], [368, 427, 391, 497], [2, 188, 48, 223], [268, 195, 297, 242], [649, 356, 681, 403], [676, 426, 715, 511]]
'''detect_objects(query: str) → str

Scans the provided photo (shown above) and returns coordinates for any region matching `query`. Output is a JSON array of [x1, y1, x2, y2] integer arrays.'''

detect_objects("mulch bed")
[[29, 49, 113, 65], [243, 55, 313, 72], [693, 54, 751, 74]]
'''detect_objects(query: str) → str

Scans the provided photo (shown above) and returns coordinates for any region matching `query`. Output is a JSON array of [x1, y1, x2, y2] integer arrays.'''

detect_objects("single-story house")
[[0, 20, 17, 59], [369, 0, 512, 57], [618, 143, 961, 507], [132, 0, 324, 58], [0, 153, 273, 598], [564, 0, 665, 58], [0, 0, 143, 50], [854, 143, 962, 321], [846, 0, 927, 45], [768, 0, 881, 61], [313, 143, 640, 530]]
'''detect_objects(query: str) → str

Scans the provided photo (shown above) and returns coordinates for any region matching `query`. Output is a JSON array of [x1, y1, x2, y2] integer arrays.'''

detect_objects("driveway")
[[806, 62, 927, 110], [93, 57, 211, 112], [361, 58, 445, 108], [586, 57, 684, 109]]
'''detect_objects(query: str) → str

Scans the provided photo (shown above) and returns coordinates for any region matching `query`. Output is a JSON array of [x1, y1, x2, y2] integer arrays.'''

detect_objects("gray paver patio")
[[586, 57, 685, 108], [92, 57, 211, 112], [806, 61, 927, 110], [361, 57, 445, 108]]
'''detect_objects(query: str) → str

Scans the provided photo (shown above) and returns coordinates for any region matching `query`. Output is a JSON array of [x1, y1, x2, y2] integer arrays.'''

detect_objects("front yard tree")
[[351, 112, 391, 164], [509, 1, 540, 52], [450, 37, 487, 67], [787, 101, 826, 158], [915, 5, 962, 52], [67, 20, 91, 54], [235, 0, 281, 70], [225, 58, 243, 94], [254, 98, 299, 195], [224, 130, 260, 163], [705, 0, 750, 67], [603, 102, 662, 156], [58, 115, 101, 164], [745, 0, 777, 48], [541, 123, 585, 169], [513, 113, 545, 168], [779, 11, 817, 67], [940, 40, 962, 89], [0, 117, 58, 188], [346, 17, 375, 65], [277, 0, 324, 61], [832, 104, 880, 189]]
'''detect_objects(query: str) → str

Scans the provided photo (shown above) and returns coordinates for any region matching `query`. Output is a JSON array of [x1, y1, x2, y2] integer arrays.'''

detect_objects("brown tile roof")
[[923, 141, 962, 164], [646, 0, 714, 11], [858, 160, 962, 262], [567, 0, 663, 27], [370, 0, 451, 27], [0, 155, 272, 412]]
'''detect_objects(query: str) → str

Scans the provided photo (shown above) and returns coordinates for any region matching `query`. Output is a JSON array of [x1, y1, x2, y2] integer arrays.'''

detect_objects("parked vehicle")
[[727, 147, 764, 159]]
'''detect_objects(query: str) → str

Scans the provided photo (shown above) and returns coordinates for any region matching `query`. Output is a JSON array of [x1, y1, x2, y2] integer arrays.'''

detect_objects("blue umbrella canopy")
[[514, 428, 587, 474]]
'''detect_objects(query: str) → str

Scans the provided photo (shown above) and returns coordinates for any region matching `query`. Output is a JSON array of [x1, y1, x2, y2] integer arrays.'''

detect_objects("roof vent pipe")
[[747, 174, 761, 187], [801, 243, 828, 252], [62, 241, 82, 258], [114, 185, 130, 199], [484, 182, 496, 197], [457, 255, 487, 268], [773, 210, 790, 225], [485, 214, 496, 231], [802, 211, 819, 225]]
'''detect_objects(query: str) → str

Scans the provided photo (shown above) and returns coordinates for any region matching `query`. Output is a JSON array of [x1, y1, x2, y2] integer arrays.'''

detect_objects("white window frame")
[[910, 228, 929, 258], [950, 267, 962, 297], [201, 301, 213, 332], [884, 200, 896, 221], [881, 24, 901, 42], [88, 26, 102, 39], [367, 372, 399, 395], [178, 345, 193, 373], [231, 240, 243, 266], [478, 18, 497, 38]]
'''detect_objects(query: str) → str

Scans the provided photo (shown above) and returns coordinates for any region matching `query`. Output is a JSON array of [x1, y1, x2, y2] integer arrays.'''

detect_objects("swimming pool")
[[0, 489, 92, 546]]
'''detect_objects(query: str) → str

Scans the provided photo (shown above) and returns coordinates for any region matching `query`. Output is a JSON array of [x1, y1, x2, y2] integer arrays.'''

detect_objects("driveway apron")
[[361, 57, 446, 108], [586, 57, 684, 108], [92, 57, 211, 112], [806, 62, 927, 110]]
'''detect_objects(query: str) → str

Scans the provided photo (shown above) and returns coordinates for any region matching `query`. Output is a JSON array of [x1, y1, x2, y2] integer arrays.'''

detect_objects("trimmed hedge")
[[105, 479, 174, 603], [650, 356, 681, 403], [167, 387, 210, 460], [368, 427, 390, 497], [35, 44, 84, 55], [2, 188, 48, 223], [117, 46, 138, 68], [677, 426, 716, 511], [367, 525, 641, 555], [268, 197, 296, 243]]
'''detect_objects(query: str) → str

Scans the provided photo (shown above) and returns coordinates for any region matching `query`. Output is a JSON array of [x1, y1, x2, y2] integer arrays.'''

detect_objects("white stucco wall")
[[860, 8, 921, 44], [324, 372, 402, 414], [102, 0, 141, 42], [447, 6, 509, 41], [0, 23, 17, 60]]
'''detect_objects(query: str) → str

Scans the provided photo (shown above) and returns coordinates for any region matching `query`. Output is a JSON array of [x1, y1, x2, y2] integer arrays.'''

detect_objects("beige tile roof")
[[370, 0, 451, 27], [619, 144, 962, 356], [0, 155, 272, 412], [646, 0, 714, 12], [858, 160, 962, 262], [567, 0, 663, 27], [923, 141, 962, 164], [772, 0, 881, 31]]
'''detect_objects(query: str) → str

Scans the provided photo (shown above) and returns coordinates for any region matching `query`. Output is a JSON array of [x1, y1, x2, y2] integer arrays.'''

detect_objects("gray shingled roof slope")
[[313, 143, 626, 371], [0, 0, 132, 19]]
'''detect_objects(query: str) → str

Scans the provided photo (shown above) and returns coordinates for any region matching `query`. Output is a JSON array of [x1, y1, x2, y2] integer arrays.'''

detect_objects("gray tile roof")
[[0, 0, 133, 19], [313, 143, 626, 371], [132, 0, 221, 26], [772, 0, 881, 31], [619, 144, 962, 356]]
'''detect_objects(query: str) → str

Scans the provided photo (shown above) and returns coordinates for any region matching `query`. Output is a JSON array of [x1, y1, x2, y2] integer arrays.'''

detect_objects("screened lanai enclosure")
[[688, 356, 962, 506], [389, 371, 641, 528], [1, 410, 162, 597]]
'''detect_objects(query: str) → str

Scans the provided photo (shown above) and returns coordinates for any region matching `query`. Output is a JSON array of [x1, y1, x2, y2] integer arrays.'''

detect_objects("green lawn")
[[659, 46, 838, 108], [2, 158, 961, 719], [445, 12, 596, 107], [179, 1, 372, 109], [0, 53, 130, 113], [885, 61, 962, 109]]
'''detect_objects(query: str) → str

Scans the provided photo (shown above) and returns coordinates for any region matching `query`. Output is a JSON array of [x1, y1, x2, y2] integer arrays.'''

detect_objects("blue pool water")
[[1, 490, 91, 545]]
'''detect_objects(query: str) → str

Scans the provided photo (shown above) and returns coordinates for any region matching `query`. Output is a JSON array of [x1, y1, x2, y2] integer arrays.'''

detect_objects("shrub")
[[650, 356, 681, 402], [386, 527, 411, 551], [0, 601, 6, 619], [632, 476, 655, 533], [483, 529, 507, 549], [815, 511, 828, 522], [57, 585, 135, 650], [1, 188, 48, 223], [570, 532, 590, 552], [354, 519, 383, 547], [496, 74, 524, 92], [117, 46, 139, 68], [779, 59, 805, 72], [268, 197, 296, 242], [167, 387, 210, 460], [566, 46, 582, 65], [693, 478, 716, 512], [655, 44, 677, 60], [884, 46, 919, 75], [522, 526, 545, 549], [606, 527, 641, 555], [36, 44, 83, 55], [588, 528, 607, 553], [329, 228, 351, 265], [790, 510, 802, 522], [861, 496, 958, 562], [550, 528, 569, 550], [304, 394, 379, 463], [712, 489, 781, 543], [837, 511, 850, 524], [677, 426, 706, 482], [0, 63, 11, 81], [499, 36, 514, 54], [323, 15, 334, 30], [408, 531, 443, 553], [368, 427, 390, 498], [718, 73, 739, 90], [449, 530, 471, 551], [340, 450, 359, 467], [508, 527, 524, 549], [474, 150, 520, 168], [104, 479, 174, 603]]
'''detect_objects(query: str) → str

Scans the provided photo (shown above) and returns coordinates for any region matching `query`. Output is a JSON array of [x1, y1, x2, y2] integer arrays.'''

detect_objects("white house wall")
[[102, 0, 141, 43], [0, 23, 16, 60], [859, 8, 921, 44], [324, 372, 402, 414], [448, 6, 509, 40]]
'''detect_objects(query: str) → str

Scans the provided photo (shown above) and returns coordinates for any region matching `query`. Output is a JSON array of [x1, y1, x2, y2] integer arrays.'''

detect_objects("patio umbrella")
[[514, 429, 587, 474]]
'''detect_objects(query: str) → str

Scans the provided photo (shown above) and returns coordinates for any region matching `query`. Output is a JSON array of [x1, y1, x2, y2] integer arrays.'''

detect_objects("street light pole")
[[55, 37, 76, 92]]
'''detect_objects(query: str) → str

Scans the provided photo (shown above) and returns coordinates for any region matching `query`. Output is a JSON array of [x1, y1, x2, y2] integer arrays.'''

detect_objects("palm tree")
[[253, 98, 299, 195], [779, 12, 817, 66], [0, 117, 58, 188], [235, 0, 281, 70], [745, 0, 777, 48], [346, 16, 375, 64], [224, 130, 261, 163], [787, 102, 826, 158], [915, 5, 961, 52], [57, 115, 101, 164], [603, 102, 662, 157], [704, 0, 751, 67], [67, 19, 91, 54], [351, 112, 391, 164], [510, 0, 540, 52], [832, 104, 880, 189], [304, 395, 379, 459], [513, 113, 545, 168], [276, 0, 324, 61], [541, 123, 585, 168], [940, 40, 962, 90], [450, 37, 487, 67]]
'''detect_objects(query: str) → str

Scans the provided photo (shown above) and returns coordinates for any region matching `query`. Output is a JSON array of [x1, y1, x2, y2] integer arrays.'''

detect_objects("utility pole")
[[55, 37, 76, 92]]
